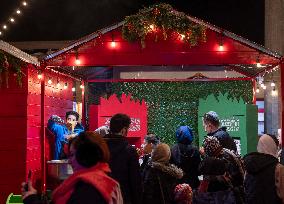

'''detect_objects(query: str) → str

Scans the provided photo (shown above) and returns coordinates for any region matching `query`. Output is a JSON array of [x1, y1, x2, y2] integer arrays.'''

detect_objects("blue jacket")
[[47, 119, 84, 160]]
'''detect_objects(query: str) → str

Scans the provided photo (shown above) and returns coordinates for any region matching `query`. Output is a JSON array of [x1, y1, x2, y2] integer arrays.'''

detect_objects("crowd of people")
[[21, 111, 284, 204]]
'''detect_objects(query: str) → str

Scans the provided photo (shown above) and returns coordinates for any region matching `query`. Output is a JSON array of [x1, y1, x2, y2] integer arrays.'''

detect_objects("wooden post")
[[281, 61, 284, 147], [81, 81, 86, 127], [40, 66, 46, 194], [252, 78, 256, 104]]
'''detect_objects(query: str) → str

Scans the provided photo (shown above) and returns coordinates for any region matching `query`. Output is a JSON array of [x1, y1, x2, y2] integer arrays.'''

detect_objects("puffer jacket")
[[142, 162, 183, 204]]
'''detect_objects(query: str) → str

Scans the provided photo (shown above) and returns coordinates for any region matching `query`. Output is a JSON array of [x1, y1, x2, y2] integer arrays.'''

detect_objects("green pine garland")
[[91, 80, 252, 146], [0, 50, 26, 87], [122, 3, 206, 48]]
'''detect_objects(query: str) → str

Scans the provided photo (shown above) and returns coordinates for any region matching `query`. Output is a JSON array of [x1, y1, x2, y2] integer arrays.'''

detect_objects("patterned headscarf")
[[203, 136, 222, 157]]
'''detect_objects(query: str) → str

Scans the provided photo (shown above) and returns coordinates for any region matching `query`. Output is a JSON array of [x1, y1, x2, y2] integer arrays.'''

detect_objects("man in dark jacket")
[[104, 113, 142, 204], [203, 111, 237, 153]]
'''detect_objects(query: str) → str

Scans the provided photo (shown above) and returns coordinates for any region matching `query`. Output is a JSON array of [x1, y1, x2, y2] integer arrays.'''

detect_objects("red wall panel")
[[0, 68, 28, 203], [26, 68, 74, 192]]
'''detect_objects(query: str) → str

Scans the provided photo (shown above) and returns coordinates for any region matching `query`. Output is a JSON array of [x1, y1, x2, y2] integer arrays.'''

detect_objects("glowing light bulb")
[[256, 62, 261, 68], [180, 34, 185, 40], [111, 41, 116, 48], [149, 24, 155, 30], [218, 45, 224, 51], [260, 83, 264, 88], [0, 31, 2, 36], [80, 84, 84, 89], [75, 59, 81, 65], [271, 81, 275, 87], [272, 87, 277, 96], [16, 10, 21, 14], [64, 83, 68, 89], [72, 87, 76, 92], [3, 25, 7, 29], [48, 78, 52, 85], [22, 1, 27, 6], [10, 18, 15, 23], [256, 87, 260, 93], [37, 73, 42, 79]]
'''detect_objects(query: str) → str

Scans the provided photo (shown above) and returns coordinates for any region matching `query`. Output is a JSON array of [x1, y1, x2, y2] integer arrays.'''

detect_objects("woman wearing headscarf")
[[171, 126, 201, 189], [243, 134, 284, 204], [194, 136, 244, 204], [142, 143, 183, 204], [21, 131, 123, 204]]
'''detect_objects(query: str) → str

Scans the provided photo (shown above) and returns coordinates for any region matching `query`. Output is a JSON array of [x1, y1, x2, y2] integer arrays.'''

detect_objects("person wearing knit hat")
[[171, 126, 201, 189], [203, 111, 237, 153], [142, 143, 183, 204]]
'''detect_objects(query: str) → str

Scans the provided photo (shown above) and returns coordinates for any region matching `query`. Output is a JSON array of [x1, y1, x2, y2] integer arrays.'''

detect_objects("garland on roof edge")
[[122, 3, 207, 48], [0, 50, 26, 88]]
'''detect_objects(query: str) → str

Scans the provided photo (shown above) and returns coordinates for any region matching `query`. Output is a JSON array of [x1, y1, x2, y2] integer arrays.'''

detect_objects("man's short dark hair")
[[110, 113, 131, 134], [145, 134, 160, 145], [203, 112, 220, 127], [70, 131, 110, 168], [66, 111, 79, 121]]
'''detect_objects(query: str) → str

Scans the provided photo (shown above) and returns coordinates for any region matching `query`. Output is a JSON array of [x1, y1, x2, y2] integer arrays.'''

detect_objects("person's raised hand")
[[21, 180, 37, 200]]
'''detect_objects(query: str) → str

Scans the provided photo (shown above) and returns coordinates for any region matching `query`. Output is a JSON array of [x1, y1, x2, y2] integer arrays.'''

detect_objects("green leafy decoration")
[[122, 3, 206, 48], [0, 50, 26, 87], [90, 81, 252, 146]]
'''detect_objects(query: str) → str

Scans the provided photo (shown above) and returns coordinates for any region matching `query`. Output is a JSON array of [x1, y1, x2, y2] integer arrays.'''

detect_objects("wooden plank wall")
[[26, 68, 74, 190], [0, 68, 28, 203]]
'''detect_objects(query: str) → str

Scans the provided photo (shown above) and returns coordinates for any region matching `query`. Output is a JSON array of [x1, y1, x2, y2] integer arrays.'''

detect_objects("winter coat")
[[194, 157, 237, 204], [171, 143, 201, 189], [47, 119, 84, 160], [207, 127, 237, 153], [142, 162, 183, 204], [23, 163, 122, 204], [104, 134, 142, 204], [244, 152, 283, 204]]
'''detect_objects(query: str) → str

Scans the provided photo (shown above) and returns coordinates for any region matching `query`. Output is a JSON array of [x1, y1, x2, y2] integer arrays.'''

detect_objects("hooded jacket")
[[171, 143, 201, 189], [142, 162, 183, 204], [207, 127, 237, 153], [104, 134, 142, 204], [244, 152, 282, 204]]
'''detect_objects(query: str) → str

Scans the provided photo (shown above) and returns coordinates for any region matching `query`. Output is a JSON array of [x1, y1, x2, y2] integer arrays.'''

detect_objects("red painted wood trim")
[[40, 67, 46, 193], [252, 79, 256, 104], [81, 81, 86, 127]]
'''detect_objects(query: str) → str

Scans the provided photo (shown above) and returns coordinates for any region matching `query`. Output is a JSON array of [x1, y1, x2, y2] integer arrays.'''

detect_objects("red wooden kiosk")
[[0, 41, 76, 202], [1, 6, 283, 202], [41, 14, 283, 194]]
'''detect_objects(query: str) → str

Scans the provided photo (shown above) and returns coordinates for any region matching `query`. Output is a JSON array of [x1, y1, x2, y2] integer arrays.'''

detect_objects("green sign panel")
[[198, 93, 258, 156]]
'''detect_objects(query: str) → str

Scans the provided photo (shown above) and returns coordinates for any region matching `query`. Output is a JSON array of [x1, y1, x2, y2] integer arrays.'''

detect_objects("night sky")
[[0, 0, 264, 44]]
